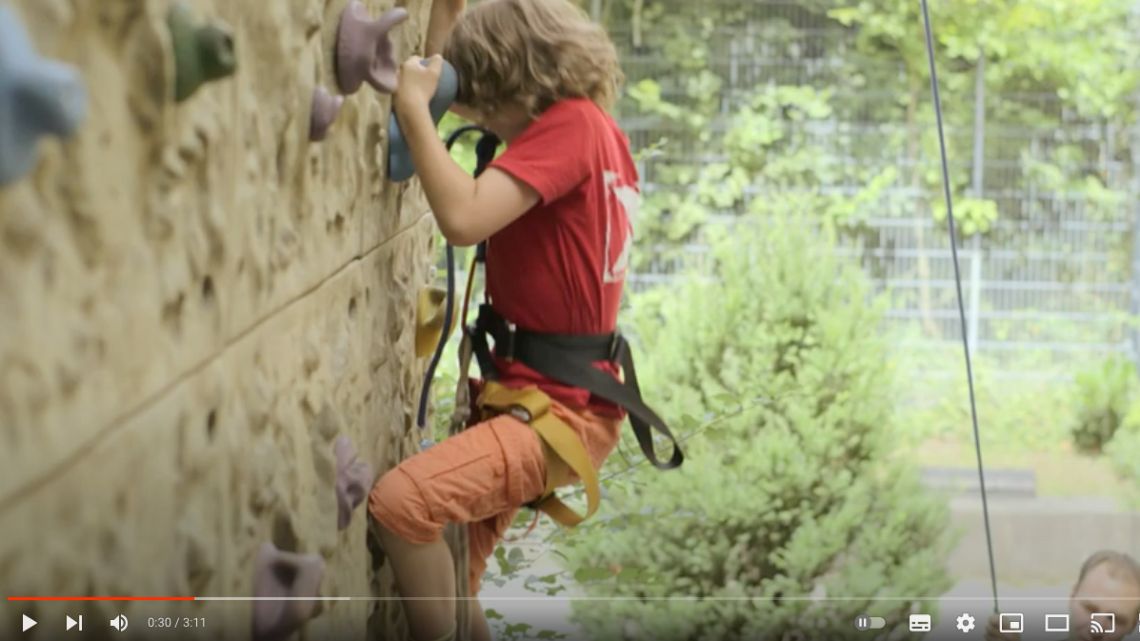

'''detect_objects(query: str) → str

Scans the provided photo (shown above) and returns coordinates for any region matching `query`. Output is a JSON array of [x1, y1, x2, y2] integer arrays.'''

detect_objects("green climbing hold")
[[167, 2, 236, 102]]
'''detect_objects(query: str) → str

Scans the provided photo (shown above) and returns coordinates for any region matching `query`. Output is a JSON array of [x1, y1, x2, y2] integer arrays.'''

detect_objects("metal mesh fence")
[[615, 3, 1138, 379]]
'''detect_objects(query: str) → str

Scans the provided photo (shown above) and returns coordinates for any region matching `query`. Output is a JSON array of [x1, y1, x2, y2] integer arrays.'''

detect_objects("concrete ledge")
[[946, 496, 1140, 584]]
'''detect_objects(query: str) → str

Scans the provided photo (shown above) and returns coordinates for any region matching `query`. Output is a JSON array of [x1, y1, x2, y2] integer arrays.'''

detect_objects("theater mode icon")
[[1045, 614, 1069, 632]]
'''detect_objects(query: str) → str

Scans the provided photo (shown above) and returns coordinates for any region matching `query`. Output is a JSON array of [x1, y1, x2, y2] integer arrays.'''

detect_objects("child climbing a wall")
[[368, 1, 680, 641]]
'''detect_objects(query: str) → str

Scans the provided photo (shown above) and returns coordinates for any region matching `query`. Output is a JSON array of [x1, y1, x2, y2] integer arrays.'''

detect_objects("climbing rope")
[[919, 0, 1000, 611], [416, 125, 500, 433]]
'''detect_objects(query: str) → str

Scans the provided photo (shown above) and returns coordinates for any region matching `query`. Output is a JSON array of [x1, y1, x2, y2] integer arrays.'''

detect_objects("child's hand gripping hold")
[[394, 54, 444, 117]]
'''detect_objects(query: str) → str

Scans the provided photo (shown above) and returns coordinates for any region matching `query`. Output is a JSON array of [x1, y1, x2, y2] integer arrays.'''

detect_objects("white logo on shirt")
[[603, 171, 636, 284]]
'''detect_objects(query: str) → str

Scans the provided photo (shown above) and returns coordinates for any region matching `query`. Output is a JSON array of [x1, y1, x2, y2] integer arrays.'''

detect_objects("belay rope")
[[919, 0, 1000, 611], [413, 124, 501, 641], [415, 125, 501, 434]]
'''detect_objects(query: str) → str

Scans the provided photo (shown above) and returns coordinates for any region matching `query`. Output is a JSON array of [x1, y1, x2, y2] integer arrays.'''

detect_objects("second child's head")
[[444, 0, 622, 137]]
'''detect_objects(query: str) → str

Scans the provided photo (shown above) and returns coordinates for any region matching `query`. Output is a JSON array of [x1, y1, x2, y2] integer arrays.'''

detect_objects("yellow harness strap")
[[477, 382, 600, 527]]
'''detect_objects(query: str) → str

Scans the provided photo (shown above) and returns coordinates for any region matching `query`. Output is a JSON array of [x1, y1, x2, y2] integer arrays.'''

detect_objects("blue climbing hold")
[[387, 59, 458, 182], [0, 5, 87, 187]]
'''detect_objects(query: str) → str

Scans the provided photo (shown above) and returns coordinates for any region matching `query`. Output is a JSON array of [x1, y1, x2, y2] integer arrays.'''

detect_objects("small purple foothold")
[[335, 2, 408, 95], [309, 86, 343, 142], [252, 542, 325, 641], [334, 436, 374, 530]]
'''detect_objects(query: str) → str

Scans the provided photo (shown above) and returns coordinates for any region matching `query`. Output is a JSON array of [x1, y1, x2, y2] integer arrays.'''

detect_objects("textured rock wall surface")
[[0, 0, 436, 638]]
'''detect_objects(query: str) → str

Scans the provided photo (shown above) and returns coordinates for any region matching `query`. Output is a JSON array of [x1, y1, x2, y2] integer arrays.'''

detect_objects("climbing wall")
[[0, 0, 437, 638]]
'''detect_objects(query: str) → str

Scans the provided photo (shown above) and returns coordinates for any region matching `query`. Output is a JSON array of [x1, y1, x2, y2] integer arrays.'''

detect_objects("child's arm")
[[425, 0, 465, 57], [395, 56, 540, 247]]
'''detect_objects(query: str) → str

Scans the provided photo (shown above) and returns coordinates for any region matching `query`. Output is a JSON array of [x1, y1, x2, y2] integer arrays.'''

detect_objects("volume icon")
[[109, 614, 128, 632]]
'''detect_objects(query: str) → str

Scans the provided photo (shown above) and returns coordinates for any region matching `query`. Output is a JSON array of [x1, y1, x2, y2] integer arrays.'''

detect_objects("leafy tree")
[[557, 214, 953, 641]]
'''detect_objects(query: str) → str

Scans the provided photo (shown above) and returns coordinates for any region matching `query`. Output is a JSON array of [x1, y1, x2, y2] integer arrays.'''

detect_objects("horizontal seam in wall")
[[0, 211, 434, 513]]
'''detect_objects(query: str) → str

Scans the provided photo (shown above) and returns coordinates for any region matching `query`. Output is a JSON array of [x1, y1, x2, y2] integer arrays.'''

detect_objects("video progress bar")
[[8, 593, 193, 597], [6, 593, 351, 597], [9, 596, 1119, 602]]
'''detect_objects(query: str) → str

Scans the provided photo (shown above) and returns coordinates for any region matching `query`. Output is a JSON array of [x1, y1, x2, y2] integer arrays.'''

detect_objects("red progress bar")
[[8, 596, 195, 601]]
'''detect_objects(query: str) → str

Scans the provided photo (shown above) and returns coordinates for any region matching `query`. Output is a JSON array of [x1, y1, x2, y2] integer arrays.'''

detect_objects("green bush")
[[1106, 400, 1140, 504], [1070, 356, 1137, 454], [557, 217, 953, 641]]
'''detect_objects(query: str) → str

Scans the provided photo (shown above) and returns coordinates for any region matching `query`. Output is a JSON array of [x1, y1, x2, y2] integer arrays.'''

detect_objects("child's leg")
[[466, 509, 521, 641], [372, 524, 457, 641], [369, 415, 546, 641], [469, 598, 492, 641]]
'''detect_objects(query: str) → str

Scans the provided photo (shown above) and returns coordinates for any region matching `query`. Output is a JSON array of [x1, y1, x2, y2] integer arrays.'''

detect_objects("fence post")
[[967, 56, 986, 358], [1129, 92, 1140, 374]]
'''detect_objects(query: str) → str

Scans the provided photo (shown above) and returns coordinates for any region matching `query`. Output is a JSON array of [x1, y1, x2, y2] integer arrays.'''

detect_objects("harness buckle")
[[508, 405, 532, 423]]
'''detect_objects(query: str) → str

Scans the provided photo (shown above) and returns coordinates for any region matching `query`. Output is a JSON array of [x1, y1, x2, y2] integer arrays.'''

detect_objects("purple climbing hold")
[[309, 86, 344, 142], [252, 542, 325, 641], [335, 2, 408, 95], [0, 5, 87, 186], [334, 436, 373, 530]]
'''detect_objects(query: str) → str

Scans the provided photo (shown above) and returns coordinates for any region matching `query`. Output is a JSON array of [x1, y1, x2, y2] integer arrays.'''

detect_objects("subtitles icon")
[[910, 614, 932, 632], [1090, 613, 1115, 635], [999, 613, 1024, 633]]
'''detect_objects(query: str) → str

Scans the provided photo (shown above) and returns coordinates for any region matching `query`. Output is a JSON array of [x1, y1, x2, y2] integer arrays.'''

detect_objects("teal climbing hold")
[[168, 2, 236, 102], [335, 2, 408, 95], [0, 5, 87, 186], [388, 60, 458, 182]]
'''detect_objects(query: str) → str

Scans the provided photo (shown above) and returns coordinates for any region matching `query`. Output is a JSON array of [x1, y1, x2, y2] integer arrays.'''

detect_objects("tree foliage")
[[557, 216, 953, 641]]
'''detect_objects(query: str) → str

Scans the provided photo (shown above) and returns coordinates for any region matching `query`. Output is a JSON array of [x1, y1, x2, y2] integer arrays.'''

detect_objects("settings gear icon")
[[956, 613, 977, 634]]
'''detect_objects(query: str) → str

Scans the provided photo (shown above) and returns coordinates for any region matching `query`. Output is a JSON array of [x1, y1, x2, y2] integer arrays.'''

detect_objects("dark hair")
[[1078, 550, 1140, 589]]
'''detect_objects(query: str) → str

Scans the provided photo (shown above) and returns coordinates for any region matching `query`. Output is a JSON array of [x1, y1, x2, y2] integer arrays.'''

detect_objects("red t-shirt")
[[485, 98, 639, 417]]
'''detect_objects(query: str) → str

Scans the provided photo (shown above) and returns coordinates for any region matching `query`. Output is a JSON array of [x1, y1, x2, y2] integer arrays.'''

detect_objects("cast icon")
[[1090, 613, 1115, 635]]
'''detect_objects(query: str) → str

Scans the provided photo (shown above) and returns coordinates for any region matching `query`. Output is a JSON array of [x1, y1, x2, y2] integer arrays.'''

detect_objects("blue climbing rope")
[[416, 125, 500, 432]]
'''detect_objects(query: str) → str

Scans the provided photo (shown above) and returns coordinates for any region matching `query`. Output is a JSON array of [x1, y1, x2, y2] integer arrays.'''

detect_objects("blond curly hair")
[[443, 0, 623, 118]]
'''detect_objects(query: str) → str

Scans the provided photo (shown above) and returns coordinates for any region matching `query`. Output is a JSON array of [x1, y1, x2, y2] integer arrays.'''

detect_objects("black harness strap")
[[460, 127, 682, 471], [471, 304, 683, 470]]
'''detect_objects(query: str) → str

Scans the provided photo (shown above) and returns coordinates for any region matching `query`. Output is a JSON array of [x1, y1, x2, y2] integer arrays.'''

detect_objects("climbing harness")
[[418, 124, 682, 528], [477, 381, 601, 526], [469, 304, 684, 473], [919, 0, 1000, 611]]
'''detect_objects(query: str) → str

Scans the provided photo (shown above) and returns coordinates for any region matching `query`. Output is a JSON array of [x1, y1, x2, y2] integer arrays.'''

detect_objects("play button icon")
[[21, 614, 36, 632]]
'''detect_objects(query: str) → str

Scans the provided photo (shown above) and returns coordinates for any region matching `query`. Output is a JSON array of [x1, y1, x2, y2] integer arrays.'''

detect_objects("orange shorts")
[[368, 395, 622, 594]]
